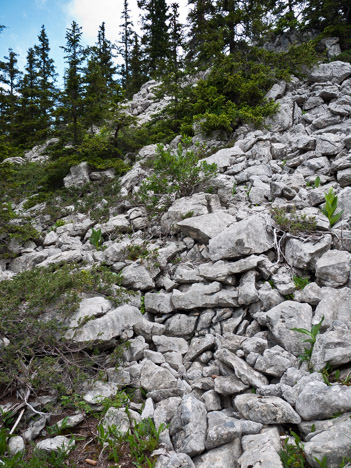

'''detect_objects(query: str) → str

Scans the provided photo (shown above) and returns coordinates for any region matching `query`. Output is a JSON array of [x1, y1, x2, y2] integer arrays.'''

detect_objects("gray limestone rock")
[[215, 348, 269, 388], [235, 394, 301, 424], [315, 249, 351, 287], [256, 301, 312, 356], [284, 235, 332, 271], [238, 428, 283, 468], [173, 264, 201, 283], [165, 314, 197, 337], [170, 393, 207, 456], [121, 264, 155, 291], [67, 296, 113, 329], [8, 436, 25, 455], [208, 215, 273, 261], [313, 287, 351, 330], [160, 193, 221, 234], [311, 321, 351, 371], [193, 440, 241, 468], [254, 346, 298, 377], [214, 375, 249, 395], [66, 304, 142, 342], [238, 270, 259, 305], [123, 336, 149, 362], [184, 335, 216, 362], [22, 415, 49, 441], [295, 381, 351, 420], [203, 390, 222, 412], [153, 335, 189, 355], [102, 408, 130, 435], [83, 381, 119, 404], [140, 360, 178, 392], [144, 292, 173, 314], [177, 212, 235, 244], [281, 372, 324, 406], [205, 411, 241, 450], [36, 436, 75, 453], [337, 168, 351, 187], [309, 61, 351, 84], [155, 452, 195, 468], [63, 162, 90, 188], [304, 420, 351, 468], [171, 282, 238, 310]]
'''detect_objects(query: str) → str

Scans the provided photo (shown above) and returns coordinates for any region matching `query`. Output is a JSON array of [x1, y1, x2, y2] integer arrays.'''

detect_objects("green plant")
[[291, 316, 324, 370], [280, 431, 306, 467], [89, 227, 103, 250], [321, 188, 343, 227], [293, 275, 310, 290], [0, 263, 129, 397], [232, 183, 237, 196], [306, 176, 320, 189], [138, 141, 217, 217], [272, 207, 317, 233], [314, 455, 328, 467]]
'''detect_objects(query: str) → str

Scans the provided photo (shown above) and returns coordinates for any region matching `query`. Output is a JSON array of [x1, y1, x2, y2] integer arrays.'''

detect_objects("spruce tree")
[[119, 0, 134, 89], [60, 21, 86, 146], [12, 47, 41, 148], [0, 49, 21, 156], [84, 23, 119, 131], [185, 0, 218, 67], [127, 33, 148, 97], [34, 25, 57, 139], [138, 0, 170, 77]]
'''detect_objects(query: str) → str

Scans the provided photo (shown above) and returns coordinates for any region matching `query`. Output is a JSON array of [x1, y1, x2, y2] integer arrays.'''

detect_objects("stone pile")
[[2, 60, 351, 467]]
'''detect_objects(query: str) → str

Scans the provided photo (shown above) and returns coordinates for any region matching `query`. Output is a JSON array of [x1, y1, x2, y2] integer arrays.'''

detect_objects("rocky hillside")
[[1, 59, 351, 467]]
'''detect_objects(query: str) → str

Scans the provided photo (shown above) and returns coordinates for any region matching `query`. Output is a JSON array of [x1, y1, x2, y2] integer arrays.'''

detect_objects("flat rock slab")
[[313, 287, 351, 330], [36, 436, 75, 453], [141, 360, 177, 392], [284, 235, 332, 271], [239, 428, 284, 468], [315, 249, 351, 287], [208, 215, 273, 261], [235, 394, 301, 424], [309, 61, 351, 84], [177, 212, 236, 244], [171, 282, 238, 310], [311, 322, 351, 371], [193, 439, 242, 468], [170, 394, 207, 456], [66, 305, 143, 342], [295, 381, 351, 420], [256, 301, 312, 356], [215, 348, 268, 388], [304, 420, 351, 468]]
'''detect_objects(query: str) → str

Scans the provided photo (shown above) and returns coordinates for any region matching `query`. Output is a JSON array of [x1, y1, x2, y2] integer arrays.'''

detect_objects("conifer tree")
[[138, 0, 170, 77], [84, 23, 120, 130], [60, 21, 86, 146], [0, 48, 21, 155], [127, 33, 148, 97], [119, 0, 134, 88], [185, 0, 218, 67], [34, 25, 57, 139], [12, 47, 41, 148]]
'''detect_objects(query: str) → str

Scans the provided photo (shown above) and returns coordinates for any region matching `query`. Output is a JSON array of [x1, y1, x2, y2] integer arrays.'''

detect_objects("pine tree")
[[119, 0, 134, 88], [84, 23, 120, 131], [12, 47, 42, 148], [34, 25, 57, 139], [185, 0, 218, 67], [127, 33, 148, 97], [0, 48, 21, 156], [60, 21, 86, 146], [138, 0, 170, 77]]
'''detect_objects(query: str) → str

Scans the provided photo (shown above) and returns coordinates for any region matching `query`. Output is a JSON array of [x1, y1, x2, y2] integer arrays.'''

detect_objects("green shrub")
[[0, 263, 130, 396], [271, 207, 317, 233], [138, 141, 217, 216]]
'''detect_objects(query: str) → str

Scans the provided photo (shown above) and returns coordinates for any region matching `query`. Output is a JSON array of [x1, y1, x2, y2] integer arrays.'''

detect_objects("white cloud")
[[35, 0, 48, 8], [63, 0, 189, 46], [63, 0, 140, 45]]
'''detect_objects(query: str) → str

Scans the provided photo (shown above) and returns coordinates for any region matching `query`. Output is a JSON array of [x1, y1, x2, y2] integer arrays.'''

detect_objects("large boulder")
[[208, 215, 273, 261], [63, 162, 90, 188]]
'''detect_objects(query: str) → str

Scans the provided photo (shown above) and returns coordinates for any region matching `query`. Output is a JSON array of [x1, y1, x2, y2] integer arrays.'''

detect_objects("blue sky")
[[0, 0, 189, 87]]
